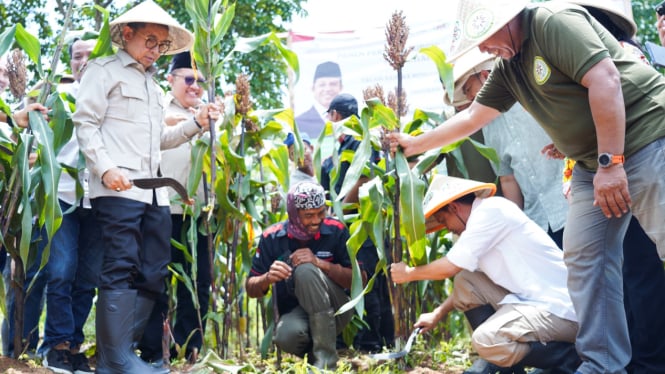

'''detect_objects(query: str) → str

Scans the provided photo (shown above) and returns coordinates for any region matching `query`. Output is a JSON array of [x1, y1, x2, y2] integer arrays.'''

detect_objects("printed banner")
[[288, 19, 455, 137]]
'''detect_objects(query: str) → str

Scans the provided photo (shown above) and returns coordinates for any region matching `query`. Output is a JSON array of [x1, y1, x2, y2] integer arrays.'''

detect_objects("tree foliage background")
[[0, 0, 306, 109], [1, 0, 663, 107]]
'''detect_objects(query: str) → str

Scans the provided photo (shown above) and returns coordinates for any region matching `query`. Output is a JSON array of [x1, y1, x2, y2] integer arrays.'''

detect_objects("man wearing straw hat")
[[443, 48, 567, 249], [388, 1, 665, 373], [74, 1, 219, 373], [391, 175, 580, 373]]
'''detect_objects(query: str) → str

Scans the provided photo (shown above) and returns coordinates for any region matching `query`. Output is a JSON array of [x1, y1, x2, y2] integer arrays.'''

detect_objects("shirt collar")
[[117, 49, 157, 75]]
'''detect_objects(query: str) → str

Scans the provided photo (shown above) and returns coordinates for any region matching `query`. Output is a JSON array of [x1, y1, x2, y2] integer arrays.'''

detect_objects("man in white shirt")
[[391, 175, 579, 373]]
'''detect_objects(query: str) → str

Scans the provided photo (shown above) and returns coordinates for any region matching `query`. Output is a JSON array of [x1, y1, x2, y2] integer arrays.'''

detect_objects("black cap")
[[327, 93, 358, 118], [313, 61, 341, 82], [170, 51, 193, 72]]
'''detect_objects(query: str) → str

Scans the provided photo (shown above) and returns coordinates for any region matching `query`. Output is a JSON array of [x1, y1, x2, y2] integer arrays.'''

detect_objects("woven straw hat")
[[110, 0, 194, 55], [443, 48, 496, 107], [449, 0, 529, 61], [423, 175, 496, 234], [569, 0, 637, 38]]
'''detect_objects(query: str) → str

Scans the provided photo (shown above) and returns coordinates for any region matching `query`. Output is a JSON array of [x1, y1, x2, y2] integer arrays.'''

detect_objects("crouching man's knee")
[[274, 312, 311, 356], [471, 324, 527, 368]]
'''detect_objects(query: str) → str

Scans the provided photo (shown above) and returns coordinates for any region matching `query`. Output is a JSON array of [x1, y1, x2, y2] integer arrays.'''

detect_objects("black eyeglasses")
[[172, 73, 206, 86], [136, 31, 172, 54]]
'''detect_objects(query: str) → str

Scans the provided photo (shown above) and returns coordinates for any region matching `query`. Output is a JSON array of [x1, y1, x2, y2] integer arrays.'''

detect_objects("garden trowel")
[[368, 327, 421, 360]]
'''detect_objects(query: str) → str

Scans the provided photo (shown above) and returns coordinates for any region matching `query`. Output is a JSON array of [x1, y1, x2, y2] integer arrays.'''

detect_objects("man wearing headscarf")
[[73, 1, 219, 373], [245, 181, 354, 370]]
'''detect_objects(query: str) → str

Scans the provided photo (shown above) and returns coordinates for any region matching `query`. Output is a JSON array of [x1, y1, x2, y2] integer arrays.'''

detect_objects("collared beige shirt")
[[74, 49, 200, 206], [160, 92, 206, 214]]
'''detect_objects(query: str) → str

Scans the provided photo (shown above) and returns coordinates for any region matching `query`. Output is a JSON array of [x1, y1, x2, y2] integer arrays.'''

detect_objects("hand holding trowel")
[[368, 327, 422, 360]]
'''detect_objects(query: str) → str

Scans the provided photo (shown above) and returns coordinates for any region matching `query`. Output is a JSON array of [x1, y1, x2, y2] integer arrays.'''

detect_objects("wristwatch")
[[597, 153, 624, 168]]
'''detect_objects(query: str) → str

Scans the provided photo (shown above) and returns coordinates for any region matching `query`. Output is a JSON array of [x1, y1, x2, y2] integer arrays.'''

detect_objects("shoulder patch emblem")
[[533, 56, 551, 85]]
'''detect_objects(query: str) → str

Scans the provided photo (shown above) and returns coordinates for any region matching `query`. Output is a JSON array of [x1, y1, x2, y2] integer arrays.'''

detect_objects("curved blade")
[[131, 177, 194, 205], [368, 327, 421, 360]]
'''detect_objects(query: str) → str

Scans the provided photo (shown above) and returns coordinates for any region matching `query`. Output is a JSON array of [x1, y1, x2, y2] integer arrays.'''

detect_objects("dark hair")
[[68, 37, 81, 57], [126, 22, 169, 33]]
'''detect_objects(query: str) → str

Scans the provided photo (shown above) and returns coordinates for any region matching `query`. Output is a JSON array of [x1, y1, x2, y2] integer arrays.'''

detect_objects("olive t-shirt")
[[476, 3, 665, 170]]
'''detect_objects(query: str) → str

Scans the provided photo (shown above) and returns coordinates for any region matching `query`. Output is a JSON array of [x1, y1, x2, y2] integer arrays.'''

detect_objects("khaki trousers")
[[452, 270, 578, 367]]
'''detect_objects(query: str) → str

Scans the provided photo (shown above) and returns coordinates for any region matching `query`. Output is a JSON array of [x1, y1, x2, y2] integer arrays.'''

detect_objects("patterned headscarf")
[[287, 181, 326, 241]]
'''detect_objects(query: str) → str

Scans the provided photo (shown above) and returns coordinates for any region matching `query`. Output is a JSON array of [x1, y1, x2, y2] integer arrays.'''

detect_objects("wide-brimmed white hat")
[[569, 0, 637, 38], [423, 175, 496, 234], [444, 48, 496, 107], [449, 0, 529, 62], [110, 0, 194, 55]]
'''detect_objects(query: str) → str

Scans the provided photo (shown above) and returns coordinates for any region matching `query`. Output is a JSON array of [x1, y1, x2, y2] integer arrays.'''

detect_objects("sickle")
[[131, 177, 194, 205]]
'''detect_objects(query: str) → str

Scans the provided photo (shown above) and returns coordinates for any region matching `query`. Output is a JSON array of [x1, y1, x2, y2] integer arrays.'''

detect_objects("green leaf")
[[336, 120, 371, 202], [186, 138, 208, 201], [227, 34, 268, 54], [0, 26, 16, 58], [467, 136, 500, 169], [358, 178, 386, 263], [48, 94, 73, 155], [90, 5, 114, 59], [15, 24, 42, 76], [211, 3, 235, 46], [29, 111, 63, 239], [365, 98, 399, 131], [15, 133, 34, 262], [420, 45, 454, 105], [0, 97, 13, 121], [395, 152, 427, 265], [261, 146, 289, 191], [268, 32, 300, 84]]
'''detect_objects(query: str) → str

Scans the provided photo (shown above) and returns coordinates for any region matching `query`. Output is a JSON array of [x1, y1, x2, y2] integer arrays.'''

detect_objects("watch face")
[[598, 154, 610, 166]]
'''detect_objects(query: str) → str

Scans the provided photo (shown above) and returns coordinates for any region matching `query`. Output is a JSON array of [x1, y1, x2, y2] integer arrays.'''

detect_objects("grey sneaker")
[[70, 352, 94, 374], [43, 348, 74, 374]]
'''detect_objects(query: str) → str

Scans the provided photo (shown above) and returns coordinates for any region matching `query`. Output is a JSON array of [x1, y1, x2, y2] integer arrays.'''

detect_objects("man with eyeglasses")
[[391, 175, 580, 373], [138, 51, 213, 366], [73, 2, 219, 373]]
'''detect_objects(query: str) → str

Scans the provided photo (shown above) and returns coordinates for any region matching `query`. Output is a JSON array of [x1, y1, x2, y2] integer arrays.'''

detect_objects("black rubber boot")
[[309, 309, 338, 370], [134, 292, 156, 345], [135, 292, 169, 371], [463, 305, 525, 374], [519, 341, 581, 374], [95, 289, 169, 374]]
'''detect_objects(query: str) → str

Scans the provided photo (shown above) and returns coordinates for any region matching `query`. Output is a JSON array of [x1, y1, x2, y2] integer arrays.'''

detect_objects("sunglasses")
[[172, 73, 206, 86]]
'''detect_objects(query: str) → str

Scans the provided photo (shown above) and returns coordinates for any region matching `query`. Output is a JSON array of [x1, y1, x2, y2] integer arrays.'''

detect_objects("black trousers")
[[354, 239, 394, 351], [139, 215, 212, 360], [92, 196, 171, 294], [623, 217, 665, 374]]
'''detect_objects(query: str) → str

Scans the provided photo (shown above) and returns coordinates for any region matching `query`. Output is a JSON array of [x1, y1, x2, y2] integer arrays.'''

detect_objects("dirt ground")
[[0, 356, 52, 373], [0, 355, 465, 373]]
